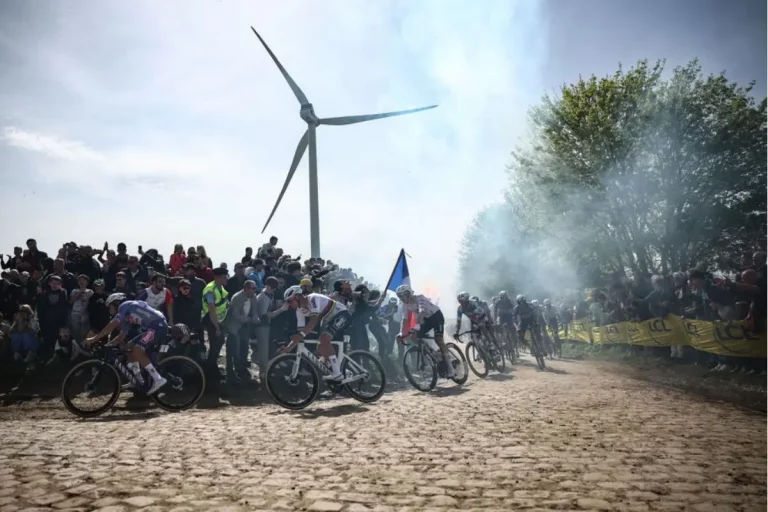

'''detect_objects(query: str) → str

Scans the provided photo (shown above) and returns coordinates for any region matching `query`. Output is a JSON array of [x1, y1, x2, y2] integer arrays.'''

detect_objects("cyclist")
[[279, 285, 352, 381], [494, 291, 515, 328], [85, 293, 168, 394], [395, 284, 453, 378], [455, 291, 492, 334], [471, 296, 493, 323], [512, 294, 538, 344], [542, 299, 561, 353]]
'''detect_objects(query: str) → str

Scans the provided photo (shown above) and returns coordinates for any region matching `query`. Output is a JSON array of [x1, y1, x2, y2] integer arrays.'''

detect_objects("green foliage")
[[459, 59, 766, 296]]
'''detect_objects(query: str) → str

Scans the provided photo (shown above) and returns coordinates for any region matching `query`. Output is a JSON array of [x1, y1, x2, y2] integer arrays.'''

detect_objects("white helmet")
[[499, 290, 507, 298], [516, 294, 525, 303], [395, 284, 413, 297], [457, 291, 470, 301], [531, 299, 539, 306], [106, 293, 126, 307], [283, 285, 304, 301], [543, 298, 551, 306]]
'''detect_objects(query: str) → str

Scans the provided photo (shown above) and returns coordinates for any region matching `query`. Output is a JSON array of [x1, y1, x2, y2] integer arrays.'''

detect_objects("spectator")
[[1, 247, 24, 270], [246, 259, 265, 291], [202, 267, 230, 379], [17, 271, 37, 307], [254, 276, 285, 380], [173, 279, 201, 337], [193, 255, 214, 283], [197, 245, 213, 268], [259, 236, 278, 260], [0, 271, 22, 321], [69, 275, 93, 341], [170, 244, 187, 276], [112, 272, 135, 300], [22, 238, 48, 272], [47, 258, 77, 294], [138, 275, 174, 323], [379, 297, 399, 354], [116, 242, 128, 259], [139, 248, 165, 274], [241, 247, 255, 267], [227, 262, 247, 297], [224, 279, 260, 384], [123, 255, 149, 293], [10, 304, 38, 363], [37, 275, 69, 355], [69, 245, 101, 283], [283, 261, 303, 288], [99, 249, 119, 290], [88, 279, 110, 333]]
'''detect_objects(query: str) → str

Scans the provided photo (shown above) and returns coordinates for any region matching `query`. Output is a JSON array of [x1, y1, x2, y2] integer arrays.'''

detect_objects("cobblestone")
[[0, 358, 765, 510]]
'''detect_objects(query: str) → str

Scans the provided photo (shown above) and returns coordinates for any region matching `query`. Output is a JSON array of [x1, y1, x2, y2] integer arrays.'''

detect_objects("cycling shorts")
[[320, 311, 351, 340], [497, 313, 514, 327], [128, 325, 167, 351], [417, 310, 445, 338]]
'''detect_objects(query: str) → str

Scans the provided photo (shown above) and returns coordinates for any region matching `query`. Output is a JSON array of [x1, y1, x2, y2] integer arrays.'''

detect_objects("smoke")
[[458, 60, 767, 303]]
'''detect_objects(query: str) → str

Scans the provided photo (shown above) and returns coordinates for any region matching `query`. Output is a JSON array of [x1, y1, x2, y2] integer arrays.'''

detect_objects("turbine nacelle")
[[300, 104, 319, 125]]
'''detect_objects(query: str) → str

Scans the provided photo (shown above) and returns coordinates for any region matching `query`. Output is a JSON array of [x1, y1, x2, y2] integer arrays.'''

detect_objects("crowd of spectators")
[[0, 236, 403, 386], [546, 251, 767, 371]]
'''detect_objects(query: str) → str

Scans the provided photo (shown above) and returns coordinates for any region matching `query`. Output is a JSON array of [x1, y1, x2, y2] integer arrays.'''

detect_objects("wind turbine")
[[251, 27, 437, 258]]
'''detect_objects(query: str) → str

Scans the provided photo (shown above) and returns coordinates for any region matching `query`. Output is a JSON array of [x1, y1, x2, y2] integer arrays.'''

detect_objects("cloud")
[[1, 126, 104, 163]]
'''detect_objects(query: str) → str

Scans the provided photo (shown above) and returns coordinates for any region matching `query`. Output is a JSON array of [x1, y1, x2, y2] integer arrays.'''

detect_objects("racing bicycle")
[[401, 333, 468, 392], [523, 323, 548, 370], [495, 323, 519, 364], [459, 325, 507, 379], [61, 334, 206, 418], [265, 337, 386, 410]]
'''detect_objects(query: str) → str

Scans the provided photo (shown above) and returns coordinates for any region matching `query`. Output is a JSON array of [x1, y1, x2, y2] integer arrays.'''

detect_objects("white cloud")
[[2, 126, 104, 163]]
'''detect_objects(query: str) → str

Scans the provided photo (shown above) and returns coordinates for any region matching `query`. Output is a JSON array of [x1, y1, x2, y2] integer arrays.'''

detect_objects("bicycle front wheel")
[[342, 351, 386, 403], [265, 354, 319, 410], [465, 341, 489, 379], [61, 360, 121, 418], [152, 356, 206, 412], [402, 345, 437, 392], [446, 343, 468, 385]]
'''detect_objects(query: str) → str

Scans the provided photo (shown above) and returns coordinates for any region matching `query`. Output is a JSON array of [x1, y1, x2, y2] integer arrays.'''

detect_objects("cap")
[[49, 274, 62, 282]]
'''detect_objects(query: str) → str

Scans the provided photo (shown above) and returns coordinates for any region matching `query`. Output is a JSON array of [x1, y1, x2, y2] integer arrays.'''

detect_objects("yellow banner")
[[565, 315, 766, 358]]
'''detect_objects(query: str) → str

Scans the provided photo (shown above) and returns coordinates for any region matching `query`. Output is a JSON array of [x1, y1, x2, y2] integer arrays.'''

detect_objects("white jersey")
[[296, 293, 347, 328], [400, 294, 440, 322]]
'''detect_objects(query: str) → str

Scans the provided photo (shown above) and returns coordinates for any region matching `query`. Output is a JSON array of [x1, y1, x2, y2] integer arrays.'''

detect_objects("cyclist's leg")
[[127, 328, 167, 392], [319, 312, 351, 379]]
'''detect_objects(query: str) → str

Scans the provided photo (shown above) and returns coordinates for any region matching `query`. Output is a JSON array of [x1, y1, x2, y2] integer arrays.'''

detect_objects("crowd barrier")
[[551, 315, 766, 359]]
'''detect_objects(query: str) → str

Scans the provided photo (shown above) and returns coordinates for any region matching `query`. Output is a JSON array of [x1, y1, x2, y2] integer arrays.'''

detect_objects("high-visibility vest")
[[201, 281, 229, 322]]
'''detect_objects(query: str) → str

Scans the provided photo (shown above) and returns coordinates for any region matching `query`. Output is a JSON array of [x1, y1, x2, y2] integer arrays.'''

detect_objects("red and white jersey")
[[400, 294, 440, 322], [139, 286, 173, 312]]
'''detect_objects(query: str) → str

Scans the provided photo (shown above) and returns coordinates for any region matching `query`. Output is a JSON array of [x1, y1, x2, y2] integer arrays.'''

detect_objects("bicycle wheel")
[[342, 350, 386, 403], [490, 337, 507, 372], [505, 329, 518, 364], [402, 345, 437, 392], [152, 356, 206, 412], [465, 341, 489, 379], [531, 336, 547, 370], [446, 343, 468, 385], [61, 360, 121, 418], [265, 354, 319, 410]]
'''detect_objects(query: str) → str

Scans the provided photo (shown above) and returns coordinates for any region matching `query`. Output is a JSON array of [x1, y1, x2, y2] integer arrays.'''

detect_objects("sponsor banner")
[[564, 315, 766, 358]]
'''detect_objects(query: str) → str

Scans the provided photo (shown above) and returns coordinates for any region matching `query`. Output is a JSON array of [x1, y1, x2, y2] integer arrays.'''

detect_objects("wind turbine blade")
[[261, 130, 309, 233], [318, 105, 438, 126], [250, 27, 309, 105]]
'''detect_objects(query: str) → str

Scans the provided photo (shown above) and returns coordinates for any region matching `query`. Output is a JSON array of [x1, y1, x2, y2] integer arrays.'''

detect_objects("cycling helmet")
[[395, 284, 413, 297], [171, 323, 191, 340], [531, 299, 539, 306], [106, 293, 126, 307], [499, 290, 507, 298], [457, 291, 470, 302], [516, 294, 526, 303], [543, 299, 551, 306], [284, 285, 304, 301], [470, 296, 480, 302]]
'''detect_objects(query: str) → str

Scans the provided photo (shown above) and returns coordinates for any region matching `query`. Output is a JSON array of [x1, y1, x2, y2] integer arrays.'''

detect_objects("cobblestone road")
[[0, 357, 765, 511]]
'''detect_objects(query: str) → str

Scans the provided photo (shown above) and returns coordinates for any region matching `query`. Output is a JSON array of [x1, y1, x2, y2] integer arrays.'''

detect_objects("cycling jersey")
[[457, 302, 486, 325], [495, 297, 515, 316], [400, 294, 440, 323], [542, 305, 558, 324], [297, 293, 347, 325], [512, 302, 536, 323], [137, 286, 173, 315], [114, 300, 169, 347]]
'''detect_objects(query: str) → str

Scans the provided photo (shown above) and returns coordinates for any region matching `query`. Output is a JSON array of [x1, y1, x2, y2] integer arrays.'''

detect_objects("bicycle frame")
[[99, 332, 171, 390], [289, 338, 368, 385]]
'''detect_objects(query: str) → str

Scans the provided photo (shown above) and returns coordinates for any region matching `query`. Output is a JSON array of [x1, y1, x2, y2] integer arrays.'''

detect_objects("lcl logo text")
[[648, 318, 672, 333], [714, 322, 759, 341]]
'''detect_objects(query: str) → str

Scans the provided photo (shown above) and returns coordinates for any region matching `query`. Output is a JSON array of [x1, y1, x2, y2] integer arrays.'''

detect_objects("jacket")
[[224, 290, 259, 335]]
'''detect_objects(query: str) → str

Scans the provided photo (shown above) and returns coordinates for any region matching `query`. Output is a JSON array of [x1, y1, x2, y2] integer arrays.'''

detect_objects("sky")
[[0, 0, 765, 302]]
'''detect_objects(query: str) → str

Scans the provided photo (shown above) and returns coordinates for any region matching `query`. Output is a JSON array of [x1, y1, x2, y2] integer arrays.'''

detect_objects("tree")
[[459, 59, 766, 296]]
